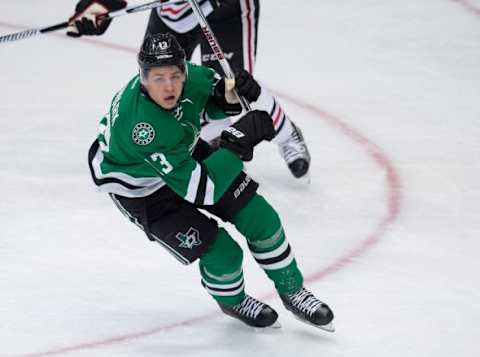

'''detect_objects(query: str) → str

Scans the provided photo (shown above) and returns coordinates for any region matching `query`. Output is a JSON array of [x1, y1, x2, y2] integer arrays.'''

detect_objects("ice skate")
[[279, 122, 311, 179], [280, 287, 335, 332], [219, 295, 280, 328]]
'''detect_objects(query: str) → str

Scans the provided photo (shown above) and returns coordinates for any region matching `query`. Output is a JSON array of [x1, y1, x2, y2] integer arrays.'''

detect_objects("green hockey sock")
[[232, 194, 304, 294], [199, 228, 245, 306]]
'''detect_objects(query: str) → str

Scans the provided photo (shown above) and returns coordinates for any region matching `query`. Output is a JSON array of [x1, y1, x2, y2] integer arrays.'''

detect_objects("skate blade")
[[317, 321, 335, 333], [270, 320, 282, 329], [296, 172, 311, 184], [293, 315, 335, 333], [251, 320, 282, 331]]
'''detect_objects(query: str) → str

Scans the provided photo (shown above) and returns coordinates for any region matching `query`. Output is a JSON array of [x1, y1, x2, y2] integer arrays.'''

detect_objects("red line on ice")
[[0, 21, 401, 356], [449, 0, 480, 16], [268, 93, 402, 285]]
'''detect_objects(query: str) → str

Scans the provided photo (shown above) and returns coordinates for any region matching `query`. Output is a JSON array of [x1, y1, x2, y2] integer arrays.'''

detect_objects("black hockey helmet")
[[138, 33, 186, 72]]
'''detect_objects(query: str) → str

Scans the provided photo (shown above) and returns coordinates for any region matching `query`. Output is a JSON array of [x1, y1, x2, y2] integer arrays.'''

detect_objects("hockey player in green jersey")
[[88, 33, 334, 330]]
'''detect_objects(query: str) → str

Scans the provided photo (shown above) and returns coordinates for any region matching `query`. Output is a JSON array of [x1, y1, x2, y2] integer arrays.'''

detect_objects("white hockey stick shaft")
[[187, 0, 251, 112]]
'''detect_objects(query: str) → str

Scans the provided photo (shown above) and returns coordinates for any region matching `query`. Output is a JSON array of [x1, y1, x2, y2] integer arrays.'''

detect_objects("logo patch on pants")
[[176, 227, 202, 249]]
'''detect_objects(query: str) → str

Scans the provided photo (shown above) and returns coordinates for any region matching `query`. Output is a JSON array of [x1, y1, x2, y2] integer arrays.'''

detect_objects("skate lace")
[[280, 127, 307, 163], [233, 296, 264, 319], [288, 288, 323, 317]]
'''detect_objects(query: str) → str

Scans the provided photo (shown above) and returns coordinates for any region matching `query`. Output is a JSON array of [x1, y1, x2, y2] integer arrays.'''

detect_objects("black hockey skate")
[[279, 122, 311, 179], [219, 295, 280, 328], [280, 288, 335, 332]]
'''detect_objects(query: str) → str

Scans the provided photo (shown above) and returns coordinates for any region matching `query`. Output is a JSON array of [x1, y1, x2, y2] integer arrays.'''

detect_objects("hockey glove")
[[67, 0, 127, 38], [213, 69, 262, 115], [220, 110, 275, 161], [234, 69, 261, 103], [213, 75, 242, 116]]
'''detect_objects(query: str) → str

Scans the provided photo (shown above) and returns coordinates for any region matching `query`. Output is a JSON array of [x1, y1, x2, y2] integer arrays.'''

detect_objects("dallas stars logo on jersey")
[[175, 227, 202, 249], [132, 122, 155, 145]]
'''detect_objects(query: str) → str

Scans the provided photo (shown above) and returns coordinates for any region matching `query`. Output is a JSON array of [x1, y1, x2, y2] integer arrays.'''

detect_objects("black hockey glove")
[[213, 69, 262, 115], [213, 76, 242, 116], [220, 110, 275, 161], [67, 0, 127, 38], [234, 69, 261, 103]]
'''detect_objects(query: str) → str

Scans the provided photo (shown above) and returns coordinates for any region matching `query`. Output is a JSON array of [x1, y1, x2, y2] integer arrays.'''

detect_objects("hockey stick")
[[0, 0, 184, 44], [187, 0, 251, 112]]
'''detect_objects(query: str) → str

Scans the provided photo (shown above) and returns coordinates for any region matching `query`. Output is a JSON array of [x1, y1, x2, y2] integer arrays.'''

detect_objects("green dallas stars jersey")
[[89, 62, 243, 205]]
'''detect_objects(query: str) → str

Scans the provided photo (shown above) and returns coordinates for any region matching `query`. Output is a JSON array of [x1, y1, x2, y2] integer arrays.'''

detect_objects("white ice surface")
[[1, 1, 480, 356]]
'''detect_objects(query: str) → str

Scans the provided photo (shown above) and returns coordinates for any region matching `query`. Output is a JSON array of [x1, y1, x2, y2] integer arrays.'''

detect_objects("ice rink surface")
[[1, 1, 479, 356]]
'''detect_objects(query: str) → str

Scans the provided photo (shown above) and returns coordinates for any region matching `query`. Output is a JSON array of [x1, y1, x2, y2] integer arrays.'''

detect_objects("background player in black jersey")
[[67, 0, 312, 179]]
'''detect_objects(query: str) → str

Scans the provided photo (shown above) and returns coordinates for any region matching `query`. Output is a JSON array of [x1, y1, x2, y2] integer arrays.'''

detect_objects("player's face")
[[144, 66, 186, 110]]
